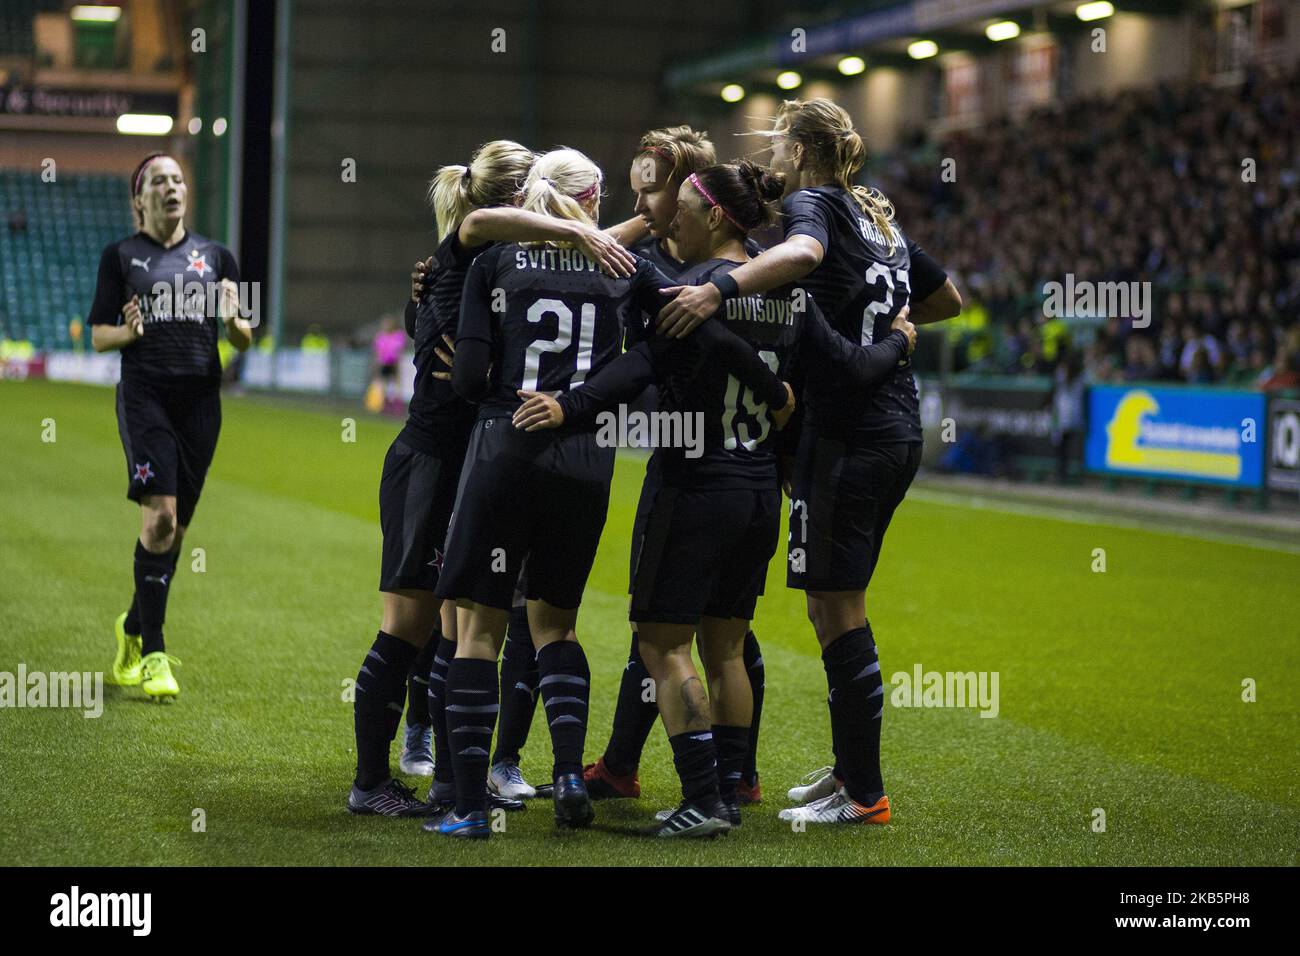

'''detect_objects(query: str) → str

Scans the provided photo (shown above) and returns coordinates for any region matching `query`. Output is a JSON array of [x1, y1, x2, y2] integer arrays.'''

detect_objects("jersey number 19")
[[721, 350, 779, 451]]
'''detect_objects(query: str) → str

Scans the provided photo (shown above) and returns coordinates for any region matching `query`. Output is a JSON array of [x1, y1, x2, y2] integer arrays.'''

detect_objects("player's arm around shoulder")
[[656, 235, 824, 338]]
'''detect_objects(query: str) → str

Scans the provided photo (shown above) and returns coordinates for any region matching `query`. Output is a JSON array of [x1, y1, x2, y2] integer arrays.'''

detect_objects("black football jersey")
[[455, 244, 678, 422], [651, 259, 909, 487], [628, 236, 689, 282], [557, 258, 910, 490], [87, 231, 239, 385], [646, 258, 799, 487], [783, 186, 942, 443], [626, 235, 765, 283], [402, 231, 484, 449], [624, 236, 764, 347]]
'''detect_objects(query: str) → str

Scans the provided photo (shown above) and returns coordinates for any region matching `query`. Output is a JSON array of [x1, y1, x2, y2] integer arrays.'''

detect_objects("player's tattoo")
[[680, 676, 710, 729]]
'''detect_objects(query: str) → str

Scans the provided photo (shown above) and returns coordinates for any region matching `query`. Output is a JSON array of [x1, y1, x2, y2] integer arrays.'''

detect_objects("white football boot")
[[787, 765, 838, 804], [488, 760, 537, 800]]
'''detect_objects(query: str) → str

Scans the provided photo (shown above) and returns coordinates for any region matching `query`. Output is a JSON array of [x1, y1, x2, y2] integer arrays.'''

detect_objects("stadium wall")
[[1067, 11, 1195, 99], [280, 0, 790, 338], [0, 131, 174, 174], [21, 348, 1295, 501]]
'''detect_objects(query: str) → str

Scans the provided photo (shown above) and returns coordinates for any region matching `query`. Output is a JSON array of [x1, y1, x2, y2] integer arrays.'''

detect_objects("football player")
[[584, 126, 770, 806], [90, 153, 251, 702], [658, 99, 960, 826], [517, 160, 914, 835], [348, 141, 634, 816], [429, 148, 789, 839]]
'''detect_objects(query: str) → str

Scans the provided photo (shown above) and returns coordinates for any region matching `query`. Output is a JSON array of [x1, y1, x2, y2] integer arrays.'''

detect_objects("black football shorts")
[[436, 418, 614, 610], [630, 483, 781, 625], [115, 377, 221, 527], [378, 434, 469, 592], [786, 434, 921, 592]]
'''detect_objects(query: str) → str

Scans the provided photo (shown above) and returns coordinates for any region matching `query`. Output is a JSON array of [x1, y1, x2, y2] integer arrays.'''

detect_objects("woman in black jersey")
[[658, 99, 962, 826], [624, 125, 713, 278], [427, 148, 789, 839], [400, 173, 642, 809], [89, 153, 250, 702], [583, 127, 775, 808], [583, 123, 717, 800], [517, 160, 915, 836], [346, 141, 637, 817]]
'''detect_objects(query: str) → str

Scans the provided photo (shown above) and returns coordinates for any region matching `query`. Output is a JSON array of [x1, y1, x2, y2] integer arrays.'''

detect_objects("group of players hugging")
[[343, 97, 961, 839]]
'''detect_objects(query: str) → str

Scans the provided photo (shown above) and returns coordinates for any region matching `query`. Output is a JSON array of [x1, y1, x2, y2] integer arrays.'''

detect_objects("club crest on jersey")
[[185, 248, 210, 277], [130, 257, 152, 271], [133, 462, 155, 482]]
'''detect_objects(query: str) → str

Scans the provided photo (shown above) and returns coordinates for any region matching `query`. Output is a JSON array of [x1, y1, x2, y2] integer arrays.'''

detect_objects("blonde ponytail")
[[766, 98, 897, 249], [835, 128, 895, 246], [428, 164, 473, 241], [519, 148, 602, 243], [427, 140, 534, 240]]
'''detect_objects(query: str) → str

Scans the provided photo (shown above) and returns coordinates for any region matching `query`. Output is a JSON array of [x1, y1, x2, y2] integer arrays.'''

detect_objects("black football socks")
[[822, 625, 885, 805], [427, 634, 457, 784], [602, 633, 659, 777], [742, 630, 765, 786], [494, 606, 539, 765], [124, 548, 179, 639], [123, 593, 140, 637], [712, 724, 748, 805], [445, 657, 498, 815], [133, 540, 176, 656], [353, 631, 419, 790], [405, 635, 436, 728], [669, 730, 721, 808], [536, 641, 591, 779]]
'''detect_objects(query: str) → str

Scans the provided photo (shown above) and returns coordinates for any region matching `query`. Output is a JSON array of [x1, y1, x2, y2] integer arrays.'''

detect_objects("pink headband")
[[571, 178, 601, 203], [687, 173, 746, 232], [132, 153, 168, 196], [639, 145, 674, 165]]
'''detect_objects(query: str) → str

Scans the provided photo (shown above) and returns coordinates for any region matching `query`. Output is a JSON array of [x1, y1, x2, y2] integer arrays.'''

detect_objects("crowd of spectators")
[[875, 64, 1300, 392]]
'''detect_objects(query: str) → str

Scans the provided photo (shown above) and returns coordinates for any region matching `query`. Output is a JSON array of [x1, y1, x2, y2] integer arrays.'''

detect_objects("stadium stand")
[[878, 65, 1300, 390], [0, 170, 134, 350], [0, 1, 63, 58]]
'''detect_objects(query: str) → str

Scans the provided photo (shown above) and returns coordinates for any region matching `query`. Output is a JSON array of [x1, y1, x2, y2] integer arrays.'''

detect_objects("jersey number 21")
[[522, 298, 595, 392]]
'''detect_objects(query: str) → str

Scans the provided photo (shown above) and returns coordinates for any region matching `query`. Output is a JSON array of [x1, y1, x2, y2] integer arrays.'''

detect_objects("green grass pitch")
[[1, 379, 1296, 866]]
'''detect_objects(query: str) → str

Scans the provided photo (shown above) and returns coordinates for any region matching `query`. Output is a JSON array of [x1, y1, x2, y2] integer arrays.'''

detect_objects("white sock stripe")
[[539, 673, 588, 688], [542, 695, 586, 707], [853, 660, 881, 680]]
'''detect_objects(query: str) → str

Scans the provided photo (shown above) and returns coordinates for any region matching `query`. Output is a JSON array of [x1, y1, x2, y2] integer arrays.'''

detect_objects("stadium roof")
[[664, 0, 1183, 92]]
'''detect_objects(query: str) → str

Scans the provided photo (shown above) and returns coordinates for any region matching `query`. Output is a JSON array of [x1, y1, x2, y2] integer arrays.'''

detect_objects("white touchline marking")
[[907, 488, 1300, 556]]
